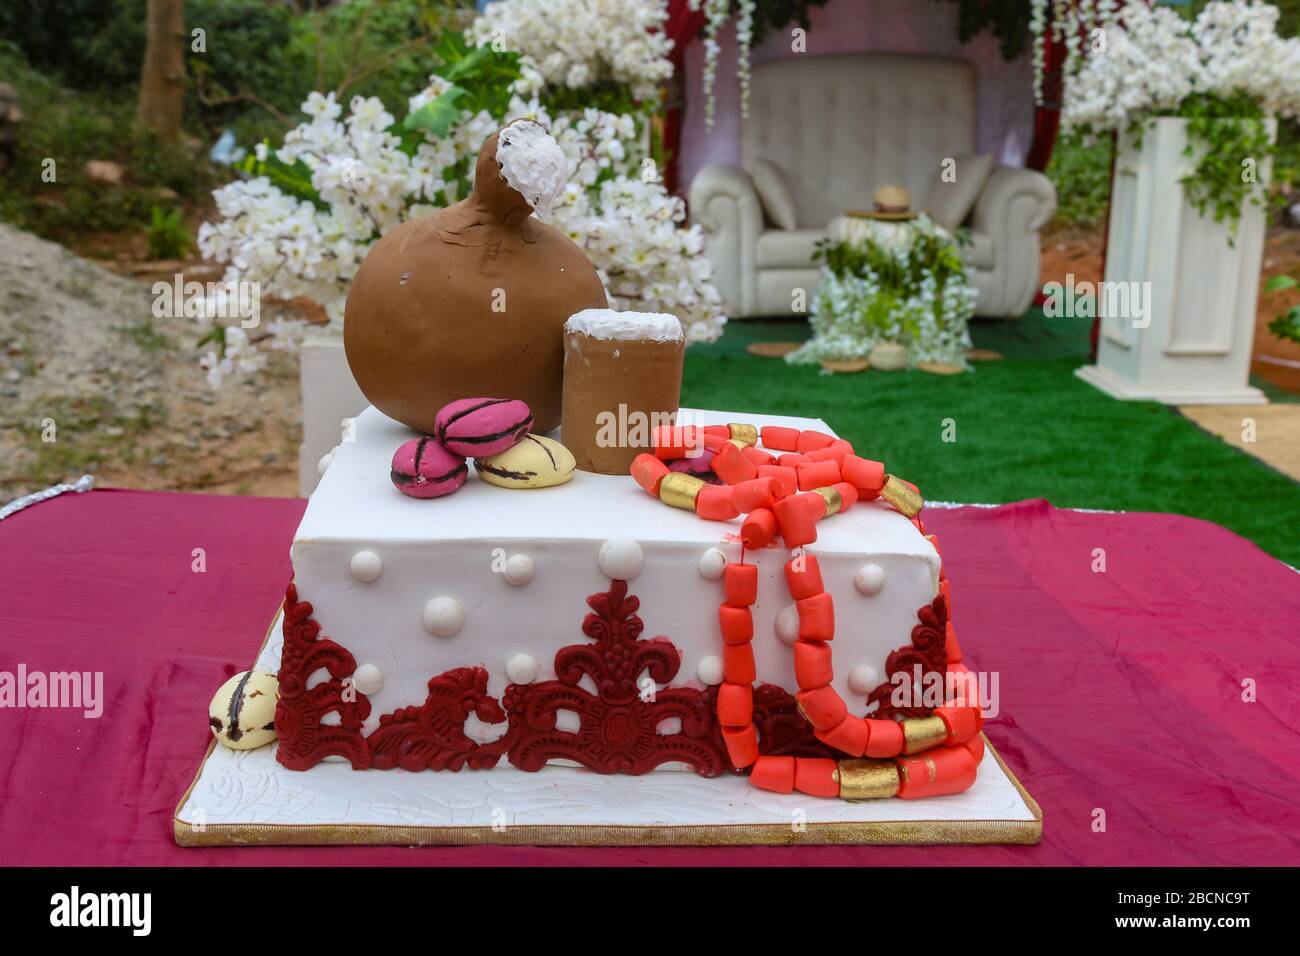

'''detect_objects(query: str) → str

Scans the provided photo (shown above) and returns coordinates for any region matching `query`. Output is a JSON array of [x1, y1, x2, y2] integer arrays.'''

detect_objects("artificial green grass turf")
[[681, 315, 1300, 566]]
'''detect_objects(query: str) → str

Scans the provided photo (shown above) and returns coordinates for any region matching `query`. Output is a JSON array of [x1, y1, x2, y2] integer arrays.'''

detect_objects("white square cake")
[[181, 119, 1016, 846], [276, 405, 945, 777]]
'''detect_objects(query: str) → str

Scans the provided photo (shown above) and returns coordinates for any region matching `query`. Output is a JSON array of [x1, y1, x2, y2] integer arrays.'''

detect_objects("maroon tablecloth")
[[1, 488, 1297, 866]]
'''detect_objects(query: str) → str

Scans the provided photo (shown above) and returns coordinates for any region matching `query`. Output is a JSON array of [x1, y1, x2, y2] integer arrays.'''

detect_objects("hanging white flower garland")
[[690, 0, 1121, 126], [693, 0, 734, 129], [735, 0, 756, 119]]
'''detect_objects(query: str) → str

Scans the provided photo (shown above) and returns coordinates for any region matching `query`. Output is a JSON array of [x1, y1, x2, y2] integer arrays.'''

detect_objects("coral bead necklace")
[[630, 423, 984, 801]]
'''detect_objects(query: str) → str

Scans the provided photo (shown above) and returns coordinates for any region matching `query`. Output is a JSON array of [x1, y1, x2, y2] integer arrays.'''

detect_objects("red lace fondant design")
[[273, 579, 728, 776], [865, 593, 950, 721], [503, 580, 728, 776], [273, 581, 947, 773], [751, 683, 837, 758], [368, 667, 508, 771], [275, 584, 373, 770]]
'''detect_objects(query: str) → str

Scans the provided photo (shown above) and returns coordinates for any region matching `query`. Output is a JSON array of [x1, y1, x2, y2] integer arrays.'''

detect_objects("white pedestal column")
[[298, 333, 367, 496], [1076, 117, 1270, 405]]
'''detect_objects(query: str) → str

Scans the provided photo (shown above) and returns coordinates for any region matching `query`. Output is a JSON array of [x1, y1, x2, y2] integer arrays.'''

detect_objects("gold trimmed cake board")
[[176, 604, 1041, 848]]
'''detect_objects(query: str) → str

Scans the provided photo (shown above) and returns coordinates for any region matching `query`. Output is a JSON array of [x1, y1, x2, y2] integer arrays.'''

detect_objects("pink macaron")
[[390, 437, 467, 499], [434, 397, 533, 457], [667, 446, 719, 480]]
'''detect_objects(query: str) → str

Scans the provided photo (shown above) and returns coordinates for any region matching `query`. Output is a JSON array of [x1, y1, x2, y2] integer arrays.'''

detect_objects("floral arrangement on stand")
[[1030, 0, 1300, 234], [193, 0, 724, 387], [785, 216, 976, 370]]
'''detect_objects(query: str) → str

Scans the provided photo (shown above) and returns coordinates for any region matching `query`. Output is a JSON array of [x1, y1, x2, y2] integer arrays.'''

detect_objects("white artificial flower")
[[1051, 1, 1300, 133], [302, 91, 342, 121]]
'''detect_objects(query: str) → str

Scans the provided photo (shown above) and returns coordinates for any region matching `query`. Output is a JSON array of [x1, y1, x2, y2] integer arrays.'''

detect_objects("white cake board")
[[176, 609, 1041, 847]]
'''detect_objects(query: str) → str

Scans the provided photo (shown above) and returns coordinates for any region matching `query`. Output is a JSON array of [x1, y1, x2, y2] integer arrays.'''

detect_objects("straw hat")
[[847, 185, 918, 221]]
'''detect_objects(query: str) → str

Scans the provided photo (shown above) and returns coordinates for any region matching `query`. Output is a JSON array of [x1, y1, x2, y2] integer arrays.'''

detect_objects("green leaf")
[[237, 142, 326, 210], [1267, 306, 1300, 345], [431, 29, 473, 67], [436, 30, 520, 84], [442, 42, 495, 85], [427, 30, 522, 119], [1264, 274, 1298, 293], [402, 86, 467, 139], [196, 325, 227, 356]]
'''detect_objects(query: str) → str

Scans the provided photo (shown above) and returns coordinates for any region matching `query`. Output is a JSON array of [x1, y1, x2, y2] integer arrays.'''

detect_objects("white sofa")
[[689, 53, 1057, 319]]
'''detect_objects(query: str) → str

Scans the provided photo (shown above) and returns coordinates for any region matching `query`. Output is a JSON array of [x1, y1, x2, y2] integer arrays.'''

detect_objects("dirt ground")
[[1039, 224, 1105, 288], [1253, 229, 1300, 394], [0, 223, 304, 502], [2, 217, 1298, 505], [1179, 404, 1300, 480]]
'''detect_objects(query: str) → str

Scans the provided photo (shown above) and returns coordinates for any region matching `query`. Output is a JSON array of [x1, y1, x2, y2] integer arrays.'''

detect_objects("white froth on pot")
[[495, 119, 568, 219], [565, 308, 684, 343]]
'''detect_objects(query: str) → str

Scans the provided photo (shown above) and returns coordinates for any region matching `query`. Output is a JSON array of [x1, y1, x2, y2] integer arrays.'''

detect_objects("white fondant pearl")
[[697, 655, 724, 685], [598, 538, 643, 581], [502, 553, 535, 587], [506, 653, 538, 684], [350, 550, 383, 583], [775, 604, 800, 645], [848, 664, 881, 695], [353, 663, 385, 695], [854, 563, 887, 596], [697, 547, 727, 580], [423, 597, 465, 637]]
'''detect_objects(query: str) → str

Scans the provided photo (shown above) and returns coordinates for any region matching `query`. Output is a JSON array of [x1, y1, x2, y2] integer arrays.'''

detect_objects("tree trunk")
[[137, 0, 185, 145]]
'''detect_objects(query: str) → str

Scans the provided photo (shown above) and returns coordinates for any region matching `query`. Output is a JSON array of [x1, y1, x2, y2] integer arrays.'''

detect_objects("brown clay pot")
[[344, 126, 608, 435]]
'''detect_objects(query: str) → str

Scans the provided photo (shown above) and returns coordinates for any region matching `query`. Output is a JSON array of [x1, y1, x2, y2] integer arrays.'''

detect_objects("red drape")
[[662, 0, 707, 196], [1026, 11, 1066, 309], [1025, 21, 1065, 171]]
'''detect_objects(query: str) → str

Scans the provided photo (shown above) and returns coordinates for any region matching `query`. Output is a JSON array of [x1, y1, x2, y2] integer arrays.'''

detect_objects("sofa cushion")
[[960, 229, 996, 271], [750, 159, 799, 231], [923, 154, 995, 230], [756, 229, 824, 269]]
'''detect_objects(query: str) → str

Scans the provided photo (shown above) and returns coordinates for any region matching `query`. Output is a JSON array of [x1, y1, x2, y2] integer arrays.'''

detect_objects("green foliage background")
[[0, 39, 213, 237], [0, 1, 471, 243], [936, 0, 1033, 59], [0, 0, 469, 144]]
